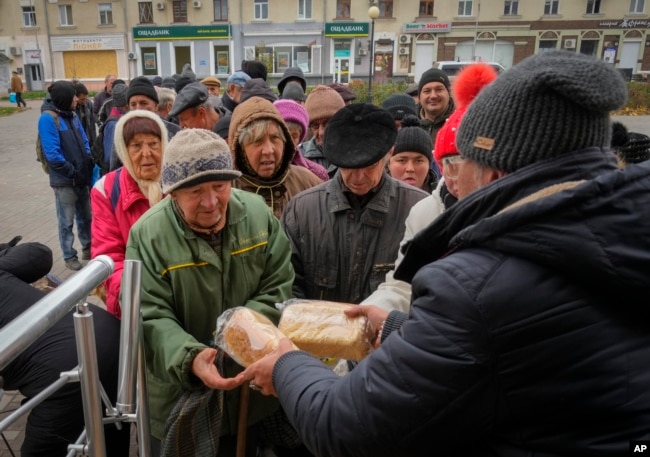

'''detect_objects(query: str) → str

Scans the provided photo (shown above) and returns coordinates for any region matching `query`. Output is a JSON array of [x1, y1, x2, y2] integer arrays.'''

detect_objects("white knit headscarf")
[[113, 109, 169, 206]]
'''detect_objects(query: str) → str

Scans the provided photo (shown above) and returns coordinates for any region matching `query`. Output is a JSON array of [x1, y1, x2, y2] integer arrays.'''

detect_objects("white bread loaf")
[[217, 307, 287, 367], [279, 301, 371, 361]]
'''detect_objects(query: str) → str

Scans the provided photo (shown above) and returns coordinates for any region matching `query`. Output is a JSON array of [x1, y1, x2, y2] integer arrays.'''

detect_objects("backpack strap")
[[110, 167, 122, 211], [44, 109, 60, 129]]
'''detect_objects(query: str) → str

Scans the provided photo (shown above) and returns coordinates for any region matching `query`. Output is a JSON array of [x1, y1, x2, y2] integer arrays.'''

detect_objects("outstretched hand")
[[242, 338, 297, 397], [191, 347, 246, 390]]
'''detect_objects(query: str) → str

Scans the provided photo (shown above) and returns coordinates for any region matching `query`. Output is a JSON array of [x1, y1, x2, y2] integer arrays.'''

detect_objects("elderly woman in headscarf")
[[228, 96, 322, 218], [91, 110, 168, 318]]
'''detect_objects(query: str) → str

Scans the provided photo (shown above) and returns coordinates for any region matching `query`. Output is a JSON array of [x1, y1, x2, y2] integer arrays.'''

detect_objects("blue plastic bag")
[[91, 164, 101, 187], [9, 92, 16, 104]]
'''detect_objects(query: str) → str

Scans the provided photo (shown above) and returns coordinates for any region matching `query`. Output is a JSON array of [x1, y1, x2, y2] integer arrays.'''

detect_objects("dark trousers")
[[15, 92, 27, 108]]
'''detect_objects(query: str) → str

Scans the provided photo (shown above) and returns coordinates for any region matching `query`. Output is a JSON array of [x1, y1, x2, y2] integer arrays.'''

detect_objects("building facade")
[[0, 0, 648, 94]]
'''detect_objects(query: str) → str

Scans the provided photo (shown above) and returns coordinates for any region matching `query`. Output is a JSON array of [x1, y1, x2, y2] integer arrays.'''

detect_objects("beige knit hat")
[[304, 85, 345, 122], [161, 129, 241, 193]]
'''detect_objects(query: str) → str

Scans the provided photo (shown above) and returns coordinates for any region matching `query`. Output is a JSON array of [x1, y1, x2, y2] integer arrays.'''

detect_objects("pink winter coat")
[[90, 169, 153, 318]]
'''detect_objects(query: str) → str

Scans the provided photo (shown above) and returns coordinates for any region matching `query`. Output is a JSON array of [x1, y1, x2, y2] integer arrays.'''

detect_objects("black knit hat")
[[393, 115, 432, 163], [381, 94, 418, 121], [457, 51, 628, 172], [418, 68, 450, 96], [241, 60, 268, 81], [48, 80, 76, 111], [127, 76, 159, 104], [278, 67, 306, 94], [240, 78, 278, 103], [611, 122, 650, 165], [323, 103, 397, 169]]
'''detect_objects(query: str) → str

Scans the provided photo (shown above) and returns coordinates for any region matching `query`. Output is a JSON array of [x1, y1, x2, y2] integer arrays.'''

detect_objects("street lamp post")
[[367, 5, 380, 104]]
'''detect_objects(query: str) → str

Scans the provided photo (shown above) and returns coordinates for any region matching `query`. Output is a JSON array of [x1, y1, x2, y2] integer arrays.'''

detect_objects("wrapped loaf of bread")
[[278, 300, 372, 361], [215, 307, 292, 367]]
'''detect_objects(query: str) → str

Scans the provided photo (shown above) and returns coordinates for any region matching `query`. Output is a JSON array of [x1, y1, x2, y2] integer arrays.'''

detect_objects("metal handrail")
[[0, 255, 114, 371]]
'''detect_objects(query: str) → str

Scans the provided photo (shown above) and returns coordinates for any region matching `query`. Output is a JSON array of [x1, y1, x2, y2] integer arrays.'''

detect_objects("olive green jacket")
[[126, 189, 294, 439]]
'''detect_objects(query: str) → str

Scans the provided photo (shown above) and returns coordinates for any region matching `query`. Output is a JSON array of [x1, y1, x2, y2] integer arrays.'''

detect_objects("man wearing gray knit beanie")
[[125, 128, 300, 456], [236, 51, 650, 456]]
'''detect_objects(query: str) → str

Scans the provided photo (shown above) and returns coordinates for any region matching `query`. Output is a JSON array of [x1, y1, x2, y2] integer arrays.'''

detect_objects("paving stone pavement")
[[0, 99, 136, 456], [0, 98, 648, 456]]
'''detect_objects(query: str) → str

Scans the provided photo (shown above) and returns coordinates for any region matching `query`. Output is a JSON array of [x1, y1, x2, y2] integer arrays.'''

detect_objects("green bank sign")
[[325, 23, 369, 37], [133, 25, 231, 41]]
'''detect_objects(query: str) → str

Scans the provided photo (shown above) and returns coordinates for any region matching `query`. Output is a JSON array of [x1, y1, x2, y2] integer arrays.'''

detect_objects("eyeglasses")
[[441, 155, 465, 179]]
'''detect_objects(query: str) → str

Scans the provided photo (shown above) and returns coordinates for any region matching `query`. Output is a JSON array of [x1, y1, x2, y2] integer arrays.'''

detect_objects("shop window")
[[59, 5, 73, 26], [214, 0, 228, 21], [539, 40, 557, 52], [214, 46, 230, 74], [419, 1, 434, 16], [22, 6, 37, 27], [544, 0, 559, 15], [172, 0, 188, 22], [504, 0, 519, 15], [255, 0, 269, 20], [580, 40, 598, 56], [458, 0, 473, 16], [139, 2, 154, 24], [99, 4, 114, 25], [336, 0, 350, 18], [246, 44, 312, 74]]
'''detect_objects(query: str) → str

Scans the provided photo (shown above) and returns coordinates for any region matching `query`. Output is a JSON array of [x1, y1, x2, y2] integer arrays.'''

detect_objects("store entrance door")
[[334, 57, 350, 83]]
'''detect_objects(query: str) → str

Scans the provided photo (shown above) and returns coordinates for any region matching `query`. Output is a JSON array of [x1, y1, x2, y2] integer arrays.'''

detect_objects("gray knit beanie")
[[161, 129, 241, 193], [456, 50, 628, 172]]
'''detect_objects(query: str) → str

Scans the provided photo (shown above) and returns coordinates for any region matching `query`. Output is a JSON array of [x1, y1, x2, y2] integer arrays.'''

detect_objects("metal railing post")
[[73, 302, 107, 457]]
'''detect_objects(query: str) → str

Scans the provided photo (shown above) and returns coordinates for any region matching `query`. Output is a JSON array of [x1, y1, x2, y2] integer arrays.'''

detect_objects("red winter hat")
[[434, 63, 498, 171]]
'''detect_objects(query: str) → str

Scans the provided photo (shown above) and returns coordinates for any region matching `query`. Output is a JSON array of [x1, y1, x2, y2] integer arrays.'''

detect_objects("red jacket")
[[91, 169, 153, 318]]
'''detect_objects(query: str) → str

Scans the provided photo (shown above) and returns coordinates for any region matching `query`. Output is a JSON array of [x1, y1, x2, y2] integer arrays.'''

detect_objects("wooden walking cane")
[[236, 384, 250, 457]]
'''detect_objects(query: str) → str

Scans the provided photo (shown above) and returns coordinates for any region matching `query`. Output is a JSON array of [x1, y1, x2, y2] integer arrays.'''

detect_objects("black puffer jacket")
[[272, 148, 650, 457]]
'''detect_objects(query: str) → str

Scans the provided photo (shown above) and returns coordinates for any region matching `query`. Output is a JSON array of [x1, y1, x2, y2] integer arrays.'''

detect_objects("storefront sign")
[[403, 22, 452, 33], [133, 25, 231, 40], [24, 49, 42, 64], [599, 18, 650, 28], [51, 35, 125, 52], [325, 23, 369, 37]]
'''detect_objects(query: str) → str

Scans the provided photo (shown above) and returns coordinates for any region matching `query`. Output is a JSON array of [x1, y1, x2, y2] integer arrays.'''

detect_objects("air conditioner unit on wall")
[[9, 47, 21, 56], [193, 0, 201, 8], [156, 2, 165, 10], [128, 52, 137, 60], [399, 47, 409, 55], [563, 38, 576, 49], [399, 34, 411, 44]]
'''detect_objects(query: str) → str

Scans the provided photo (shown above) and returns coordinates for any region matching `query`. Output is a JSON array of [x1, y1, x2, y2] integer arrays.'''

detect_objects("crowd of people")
[[7, 51, 649, 456]]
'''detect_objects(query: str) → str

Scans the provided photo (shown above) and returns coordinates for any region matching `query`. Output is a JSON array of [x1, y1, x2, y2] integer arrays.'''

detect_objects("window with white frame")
[[138, 2, 154, 23], [629, 0, 645, 13], [254, 0, 268, 19], [586, 0, 601, 13], [245, 44, 313, 73], [59, 5, 73, 26], [458, 0, 473, 16], [504, 0, 519, 15], [298, 0, 312, 19], [99, 3, 114, 25], [22, 6, 37, 27], [544, 0, 559, 15], [214, 0, 228, 20]]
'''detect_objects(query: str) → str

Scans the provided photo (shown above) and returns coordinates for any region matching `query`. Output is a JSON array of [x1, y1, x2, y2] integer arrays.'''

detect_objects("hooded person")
[[280, 81, 306, 103], [228, 96, 323, 218], [38, 80, 93, 270], [241, 60, 268, 81], [240, 78, 278, 104], [175, 63, 197, 93], [277, 67, 307, 95], [91, 110, 169, 318]]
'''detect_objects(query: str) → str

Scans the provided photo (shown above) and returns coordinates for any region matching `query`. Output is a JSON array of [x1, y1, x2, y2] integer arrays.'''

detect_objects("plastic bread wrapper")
[[277, 299, 374, 361], [215, 307, 295, 368]]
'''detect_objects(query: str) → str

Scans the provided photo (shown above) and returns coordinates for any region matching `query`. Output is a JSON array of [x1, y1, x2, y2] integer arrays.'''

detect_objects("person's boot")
[[65, 258, 83, 271]]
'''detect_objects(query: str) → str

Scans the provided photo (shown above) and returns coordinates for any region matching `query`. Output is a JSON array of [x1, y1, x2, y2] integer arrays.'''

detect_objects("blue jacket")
[[273, 149, 650, 456], [39, 100, 92, 187]]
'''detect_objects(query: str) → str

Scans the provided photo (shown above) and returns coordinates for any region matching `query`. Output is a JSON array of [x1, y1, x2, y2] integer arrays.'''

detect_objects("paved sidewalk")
[[0, 98, 649, 456]]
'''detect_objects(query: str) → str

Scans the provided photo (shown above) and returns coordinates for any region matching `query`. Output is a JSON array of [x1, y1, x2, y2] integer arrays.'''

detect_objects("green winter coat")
[[125, 189, 294, 440]]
